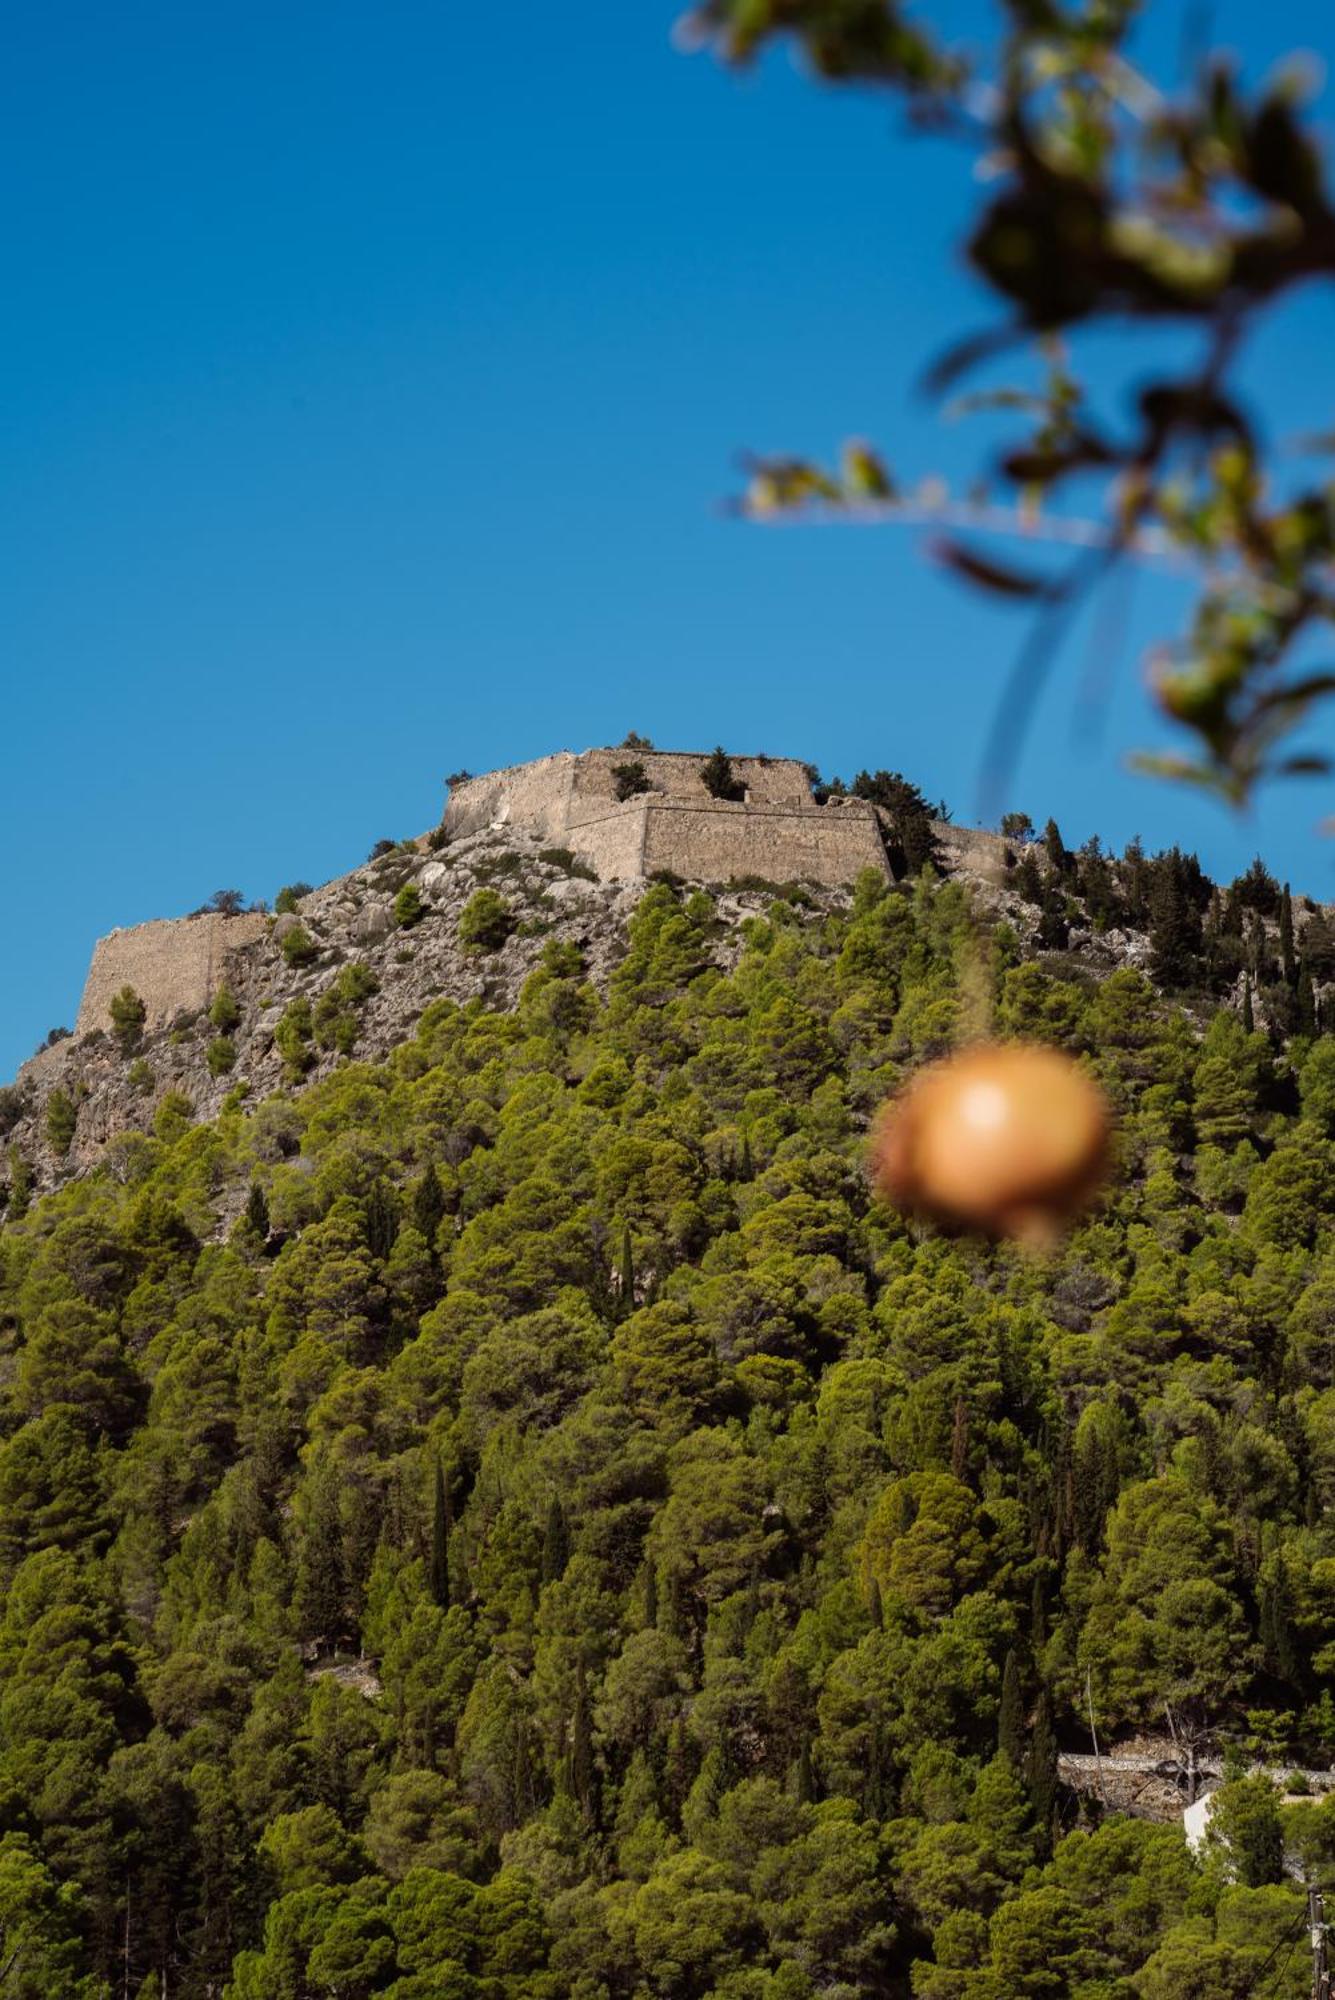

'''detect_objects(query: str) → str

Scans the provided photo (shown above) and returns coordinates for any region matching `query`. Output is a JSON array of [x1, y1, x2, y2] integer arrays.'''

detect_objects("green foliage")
[[458, 889, 514, 953], [279, 923, 318, 968], [612, 761, 651, 802], [394, 883, 426, 929], [2, 870, 1333, 1996], [206, 1035, 236, 1077], [45, 1089, 76, 1156], [274, 882, 313, 914], [110, 984, 147, 1052], [209, 983, 241, 1033], [699, 746, 743, 801], [275, 998, 316, 1080]]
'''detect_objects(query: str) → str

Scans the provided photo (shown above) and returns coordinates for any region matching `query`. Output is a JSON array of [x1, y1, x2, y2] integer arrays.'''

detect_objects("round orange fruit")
[[872, 1041, 1111, 1245]]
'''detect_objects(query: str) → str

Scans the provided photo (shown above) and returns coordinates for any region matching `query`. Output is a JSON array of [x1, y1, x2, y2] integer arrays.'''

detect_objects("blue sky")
[[4, 0, 1335, 1076]]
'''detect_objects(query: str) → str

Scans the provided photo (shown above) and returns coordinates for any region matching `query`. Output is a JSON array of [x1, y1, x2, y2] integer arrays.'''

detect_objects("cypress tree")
[[1242, 975, 1255, 1033], [997, 1649, 1026, 1769], [617, 1220, 635, 1314], [569, 1663, 598, 1823], [1043, 817, 1069, 875], [951, 1397, 970, 1482], [794, 1740, 816, 1804], [1280, 885, 1296, 986], [364, 1179, 400, 1261], [643, 1560, 658, 1630], [412, 1165, 447, 1246], [867, 1576, 884, 1631], [430, 1459, 451, 1610], [1298, 958, 1318, 1037], [739, 1130, 754, 1181], [1030, 1575, 1048, 1654], [541, 1494, 571, 1583], [244, 1182, 269, 1241], [1026, 1688, 1059, 1855]]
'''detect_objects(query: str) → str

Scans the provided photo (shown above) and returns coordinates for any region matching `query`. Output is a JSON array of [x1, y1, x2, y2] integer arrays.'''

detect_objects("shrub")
[[274, 999, 315, 1081], [153, 1091, 194, 1143], [127, 1060, 155, 1097], [274, 883, 313, 914], [313, 963, 379, 1055], [37, 1025, 71, 1053], [46, 1090, 76, 1155], [426, 825, 450, 852], [612, 760, 651, 802], [110, 986, 147, 1053], [620, 730, 653, 750], [206, 889, 246, 916], [458, 889, 515, 952], [393, 884, 425, 929], [280, 925, 318, 968], [207, 1036, 237, 1077], [0, 1087, 27, 1138], [209, 984, 241, 1032], [367, 838, 399, 862]]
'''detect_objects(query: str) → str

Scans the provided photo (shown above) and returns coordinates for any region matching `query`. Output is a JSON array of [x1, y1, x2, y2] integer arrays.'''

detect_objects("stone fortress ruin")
[[59, 746, 1006, 1052], [442, 747, 894, 888]]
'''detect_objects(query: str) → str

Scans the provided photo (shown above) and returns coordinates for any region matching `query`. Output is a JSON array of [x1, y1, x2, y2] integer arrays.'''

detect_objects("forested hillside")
[[3, 860, 1335, 1997]]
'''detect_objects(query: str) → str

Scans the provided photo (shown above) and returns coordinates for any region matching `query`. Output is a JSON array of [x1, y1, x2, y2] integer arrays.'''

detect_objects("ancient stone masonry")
[[444, 748, 892, 889], [75, 911, 268, 1037]]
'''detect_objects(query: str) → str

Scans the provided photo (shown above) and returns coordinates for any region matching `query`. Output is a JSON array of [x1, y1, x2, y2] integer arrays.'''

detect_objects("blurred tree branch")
[[685, 0, 1335, 809]]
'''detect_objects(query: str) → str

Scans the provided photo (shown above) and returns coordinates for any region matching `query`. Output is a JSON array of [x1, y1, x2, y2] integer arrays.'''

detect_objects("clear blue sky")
[[4, 0, 1335, 1076]]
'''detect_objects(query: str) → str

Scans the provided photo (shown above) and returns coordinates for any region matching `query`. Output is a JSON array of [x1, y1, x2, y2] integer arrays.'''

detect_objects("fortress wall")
[[640, 799, 889, 887], [564, 802, 650, 881], [444, 753, 576, 842], [75, 912, 268, 1037], [934, 822, 1012, 885], [570, 749, 812, 810]]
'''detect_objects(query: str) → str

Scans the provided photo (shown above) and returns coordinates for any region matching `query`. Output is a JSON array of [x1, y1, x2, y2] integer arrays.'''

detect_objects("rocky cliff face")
[[0, 819, 1174, 1206]]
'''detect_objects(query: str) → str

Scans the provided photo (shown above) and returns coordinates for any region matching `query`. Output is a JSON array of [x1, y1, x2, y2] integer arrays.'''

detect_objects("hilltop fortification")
[[443, 748, 893, 888], [75, 910, 269, 1039]]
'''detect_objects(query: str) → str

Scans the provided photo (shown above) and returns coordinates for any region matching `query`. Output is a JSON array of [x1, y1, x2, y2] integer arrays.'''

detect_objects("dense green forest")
[[3, 854, 1335, 1997]]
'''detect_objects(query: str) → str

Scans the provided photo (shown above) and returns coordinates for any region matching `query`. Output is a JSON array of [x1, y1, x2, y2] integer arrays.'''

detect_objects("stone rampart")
[[75, 912, 268, 1037], [640, 798, 888, 887], [444, 748, 888, 887]]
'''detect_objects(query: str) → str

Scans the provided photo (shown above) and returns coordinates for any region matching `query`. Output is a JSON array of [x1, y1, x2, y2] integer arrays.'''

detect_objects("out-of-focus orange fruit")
[[872, 1042, 1112, 1246]]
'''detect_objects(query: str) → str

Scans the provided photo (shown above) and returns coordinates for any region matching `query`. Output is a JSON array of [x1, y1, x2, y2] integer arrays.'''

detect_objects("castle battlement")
[[443, 747, 892, 888]]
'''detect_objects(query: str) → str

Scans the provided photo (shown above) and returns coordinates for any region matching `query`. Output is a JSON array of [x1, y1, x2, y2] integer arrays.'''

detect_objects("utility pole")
[[1311, 1883, 1331, 2000]]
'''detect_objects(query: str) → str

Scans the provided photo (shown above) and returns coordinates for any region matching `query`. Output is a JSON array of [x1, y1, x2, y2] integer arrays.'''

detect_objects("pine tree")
[[411, 1165, 446, 1247], [1036, 885, 1070, 951], [997, 1649, 1026, 1768], [541, 1495, 570, 1583], [1148, 849, 1205, 990], [430, 1459, 452, 1610], [643, 1560, 658, 1630]]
